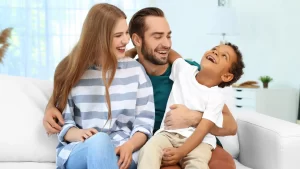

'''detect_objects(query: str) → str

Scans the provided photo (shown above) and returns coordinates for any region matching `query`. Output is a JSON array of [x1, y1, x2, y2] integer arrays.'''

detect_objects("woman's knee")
[[86, 132, 110, 143], [85, 132, 114, 150]]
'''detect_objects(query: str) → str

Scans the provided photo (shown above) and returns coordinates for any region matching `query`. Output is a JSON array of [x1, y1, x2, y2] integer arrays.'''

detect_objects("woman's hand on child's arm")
[[125, 48, 137, 58], [209, 104, 237, 136], [168, 49, 182, 64], [164, 104, 203, 130], [64, 128, 98, 142]]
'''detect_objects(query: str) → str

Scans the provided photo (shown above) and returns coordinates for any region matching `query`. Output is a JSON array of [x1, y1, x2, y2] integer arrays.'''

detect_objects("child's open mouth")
[[206, 55, 216, 63]]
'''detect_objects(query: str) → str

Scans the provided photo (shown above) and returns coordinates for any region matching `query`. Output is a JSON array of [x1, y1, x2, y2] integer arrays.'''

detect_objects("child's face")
[[200, 44, 237, 83]]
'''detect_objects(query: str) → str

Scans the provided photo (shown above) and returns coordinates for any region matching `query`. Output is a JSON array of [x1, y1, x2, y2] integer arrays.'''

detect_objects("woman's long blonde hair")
[[53, 3, 126, 120]]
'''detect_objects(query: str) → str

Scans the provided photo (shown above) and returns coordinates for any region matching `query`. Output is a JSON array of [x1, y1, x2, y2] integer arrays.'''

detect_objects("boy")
[[138, 42, 245, 169]]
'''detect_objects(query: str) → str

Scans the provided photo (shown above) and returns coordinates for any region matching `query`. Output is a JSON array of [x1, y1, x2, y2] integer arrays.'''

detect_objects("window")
[[0, 0, 152, 79]]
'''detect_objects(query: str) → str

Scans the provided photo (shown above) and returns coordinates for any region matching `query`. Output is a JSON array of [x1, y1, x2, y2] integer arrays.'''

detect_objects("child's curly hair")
[[218, 42, 245, 88]]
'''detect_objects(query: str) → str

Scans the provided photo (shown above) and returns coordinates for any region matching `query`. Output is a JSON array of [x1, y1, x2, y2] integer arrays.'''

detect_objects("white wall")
[[155, 0, 221, 61], [231, 0, 300, 89], [155, 0, 300, 89]]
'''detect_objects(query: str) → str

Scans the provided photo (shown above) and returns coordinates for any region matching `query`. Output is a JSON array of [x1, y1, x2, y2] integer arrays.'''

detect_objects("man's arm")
[[45, 94, 55, 110], [43, 57, 68, 134], [165, 104, 237, 136], [164, 104, 202, 130]]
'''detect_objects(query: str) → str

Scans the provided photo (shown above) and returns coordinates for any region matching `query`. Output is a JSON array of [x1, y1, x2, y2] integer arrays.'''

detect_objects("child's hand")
[[78, 128, 98, 142], [161, 147, 185, 167], [115, 142, 134, 169]]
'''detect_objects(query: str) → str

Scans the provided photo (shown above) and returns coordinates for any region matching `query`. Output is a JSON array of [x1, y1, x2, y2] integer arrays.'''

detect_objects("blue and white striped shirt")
[[56, 58, 155, 169]]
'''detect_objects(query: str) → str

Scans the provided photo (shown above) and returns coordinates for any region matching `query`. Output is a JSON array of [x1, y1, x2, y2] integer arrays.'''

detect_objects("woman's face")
[[111, 18, 130, 59]]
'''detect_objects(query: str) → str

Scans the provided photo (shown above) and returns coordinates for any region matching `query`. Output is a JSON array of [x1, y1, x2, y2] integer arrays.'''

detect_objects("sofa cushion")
[[0, 75, 58, 162]]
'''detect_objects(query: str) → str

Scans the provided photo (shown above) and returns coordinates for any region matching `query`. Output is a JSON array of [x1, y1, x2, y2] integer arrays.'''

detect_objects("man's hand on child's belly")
[[164, 104, 203, 130]]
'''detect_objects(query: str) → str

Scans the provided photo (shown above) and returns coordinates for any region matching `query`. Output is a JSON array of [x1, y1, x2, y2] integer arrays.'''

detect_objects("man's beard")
[[141, 39, 168, 65]]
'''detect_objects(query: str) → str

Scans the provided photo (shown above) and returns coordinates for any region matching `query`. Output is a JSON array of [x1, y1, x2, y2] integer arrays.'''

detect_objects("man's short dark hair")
[[128, 7, 164, 45], [219, 42, 245, 88]]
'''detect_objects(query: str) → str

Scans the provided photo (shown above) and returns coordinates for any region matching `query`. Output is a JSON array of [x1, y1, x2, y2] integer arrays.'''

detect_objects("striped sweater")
[[56, 58, 155, 169]]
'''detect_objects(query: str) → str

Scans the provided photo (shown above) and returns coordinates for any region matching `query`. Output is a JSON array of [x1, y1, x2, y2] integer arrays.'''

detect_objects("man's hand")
[[161, 147, 184, 167], [115, 142, 134, 169], [43, 107, 64, 134], [164, 104, 203, 130]]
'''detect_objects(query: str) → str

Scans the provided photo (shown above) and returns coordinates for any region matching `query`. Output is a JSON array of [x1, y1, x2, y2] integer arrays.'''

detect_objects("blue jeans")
[[65, 132, 137, 169]]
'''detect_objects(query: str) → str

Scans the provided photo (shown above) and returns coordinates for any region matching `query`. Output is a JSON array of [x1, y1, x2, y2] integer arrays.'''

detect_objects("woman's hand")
[[115, 141, 134, 169], [64, 128, 98, 142]]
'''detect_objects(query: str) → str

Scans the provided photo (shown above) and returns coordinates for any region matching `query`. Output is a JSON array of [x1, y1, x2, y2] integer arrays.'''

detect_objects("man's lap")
[[160, 145, 235, 169]]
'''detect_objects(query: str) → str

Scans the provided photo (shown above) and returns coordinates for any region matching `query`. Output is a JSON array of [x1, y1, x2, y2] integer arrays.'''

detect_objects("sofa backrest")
[[0, 75, 58, 162], [0, 74, 241, 162]]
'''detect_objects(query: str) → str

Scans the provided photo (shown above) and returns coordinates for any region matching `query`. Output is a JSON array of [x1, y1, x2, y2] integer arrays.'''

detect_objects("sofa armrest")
[[236, 110, 300, 169]]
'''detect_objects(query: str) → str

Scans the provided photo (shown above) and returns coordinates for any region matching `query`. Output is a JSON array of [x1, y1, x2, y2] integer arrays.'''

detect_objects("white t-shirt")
[[156, 58, 224, 149]]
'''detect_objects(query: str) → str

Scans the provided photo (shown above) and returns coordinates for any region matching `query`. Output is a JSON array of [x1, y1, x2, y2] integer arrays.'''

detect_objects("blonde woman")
[[54, 3, 154, 169]]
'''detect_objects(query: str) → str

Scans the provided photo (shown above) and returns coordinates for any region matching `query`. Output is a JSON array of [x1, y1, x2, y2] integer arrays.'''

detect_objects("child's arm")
[[210, 104, 237, 136], [162, 94, 224, 166], [168, 49, 182, 64], [179, 119, 215, 155], [125, 48, 137, 58]]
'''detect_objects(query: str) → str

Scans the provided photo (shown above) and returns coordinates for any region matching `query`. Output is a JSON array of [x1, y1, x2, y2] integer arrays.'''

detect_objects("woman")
[[54, 3, 155, 169]]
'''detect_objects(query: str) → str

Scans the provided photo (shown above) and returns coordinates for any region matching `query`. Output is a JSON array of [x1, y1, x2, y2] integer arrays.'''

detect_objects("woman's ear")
[[132, 33, 142, 47]]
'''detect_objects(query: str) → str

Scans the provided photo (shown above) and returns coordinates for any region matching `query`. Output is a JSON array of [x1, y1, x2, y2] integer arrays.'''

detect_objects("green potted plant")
[[259, 76, 273, 88]]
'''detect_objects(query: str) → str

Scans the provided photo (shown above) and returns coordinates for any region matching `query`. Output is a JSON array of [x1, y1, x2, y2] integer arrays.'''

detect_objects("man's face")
[[201, 44, 237, 76], [141, 16, 172, 65]]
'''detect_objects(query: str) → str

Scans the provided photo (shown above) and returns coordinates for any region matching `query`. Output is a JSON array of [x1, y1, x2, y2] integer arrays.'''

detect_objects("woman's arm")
[[129, 67, 155, 149], [57, 95, 80, 144], [127, 132, 147, 151]]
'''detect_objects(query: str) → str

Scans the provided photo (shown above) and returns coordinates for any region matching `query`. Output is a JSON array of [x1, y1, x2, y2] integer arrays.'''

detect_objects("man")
[[44, 7, 237, 169]]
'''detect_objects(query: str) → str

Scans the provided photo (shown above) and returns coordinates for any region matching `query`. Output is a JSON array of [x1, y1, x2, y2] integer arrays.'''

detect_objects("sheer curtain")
[[0, 0, 153, 80]]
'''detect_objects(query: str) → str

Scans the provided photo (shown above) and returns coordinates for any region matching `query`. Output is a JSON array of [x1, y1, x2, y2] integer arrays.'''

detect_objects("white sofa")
[[1, 74, 300, 169]]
